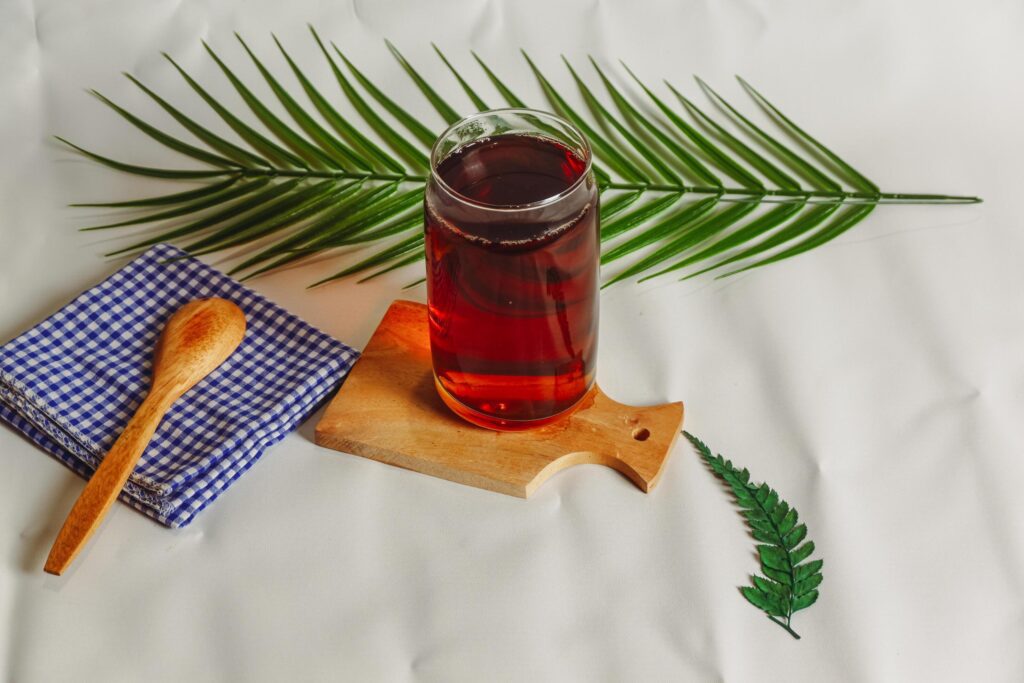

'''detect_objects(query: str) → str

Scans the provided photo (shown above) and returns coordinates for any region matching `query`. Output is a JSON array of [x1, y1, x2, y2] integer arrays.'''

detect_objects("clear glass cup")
[[424, 109, 599, 431]]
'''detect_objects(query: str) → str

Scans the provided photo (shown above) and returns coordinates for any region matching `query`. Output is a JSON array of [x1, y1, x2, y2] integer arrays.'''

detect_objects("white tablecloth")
[[2, 0, 1022, 680]]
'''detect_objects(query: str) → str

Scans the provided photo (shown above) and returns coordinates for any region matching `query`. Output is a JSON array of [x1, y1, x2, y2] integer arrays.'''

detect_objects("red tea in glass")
[[425, 109, 599, 430]]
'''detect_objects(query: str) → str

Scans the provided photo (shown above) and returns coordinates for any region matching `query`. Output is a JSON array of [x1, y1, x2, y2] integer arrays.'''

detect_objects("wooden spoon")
[[44, 298, 246, 575]]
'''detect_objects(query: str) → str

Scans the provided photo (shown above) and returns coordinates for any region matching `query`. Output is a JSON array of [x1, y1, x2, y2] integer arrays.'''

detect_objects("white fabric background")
[[1, 0, 1022, 680]]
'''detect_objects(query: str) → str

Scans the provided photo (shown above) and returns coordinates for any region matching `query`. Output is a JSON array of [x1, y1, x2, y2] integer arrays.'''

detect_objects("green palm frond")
[[686, 432, 823, 640], [64, 27, 980, 287]]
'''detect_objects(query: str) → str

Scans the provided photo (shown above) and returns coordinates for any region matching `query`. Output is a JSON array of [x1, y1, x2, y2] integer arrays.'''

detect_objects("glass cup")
[[424, 109, 599, 431]]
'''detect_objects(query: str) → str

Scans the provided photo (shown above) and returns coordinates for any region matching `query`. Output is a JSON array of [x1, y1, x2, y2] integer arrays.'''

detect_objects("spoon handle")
[[44, 393, 168, 575]]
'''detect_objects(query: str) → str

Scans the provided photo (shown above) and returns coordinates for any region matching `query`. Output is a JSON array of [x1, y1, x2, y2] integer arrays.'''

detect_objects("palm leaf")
[[55, 137, 232, 179], [634, 201, 761, 281], [736, 76, 878, 193], [686, 432, 823, 640], [337, 48, 438, 148], [163, 51, 305, 169], [603, 197, 719, 265], [623, 64, 766, 189], [590, 58, 719, 187], [601, 192, 686, 240], [359, 249, 426, 283], [473, 51, 613, 185], [599, 190, 643, 221], [334, 210, 423, 245], [60, 32, 980, 288], [238, 34, 368, 171], [523, 51, 648, 183], [721, 203, 876, 277], [664, 80, 799, 191], [124, 73, 269, 168], [233, 180, 398, 277], [695, 76, 841, 191], [184, 179, 342, 254], [88, 90, 239, 169], [204, 39, 339, 170], [70, 176, 241, 208], [82, 176, 269, 230], [563, 57, 679, 184], [606, 200, 750, 287], [386, 40, 461, 125], [672, 201, 806, 277], [107, 178, 301, 256], [472, 52, 526, 107], [688, 202, 842, 279], [326, 41, 429, 171], [278, 31, 395, 172], [433, 44, 488, 111]]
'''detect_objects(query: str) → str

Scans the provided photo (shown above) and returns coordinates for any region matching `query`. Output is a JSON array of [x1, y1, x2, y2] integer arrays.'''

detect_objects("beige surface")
[[1, 0, 1022, 681]]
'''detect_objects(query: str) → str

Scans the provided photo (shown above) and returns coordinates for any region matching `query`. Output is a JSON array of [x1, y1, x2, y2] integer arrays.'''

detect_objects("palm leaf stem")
[[169, 164, 980, 203], [597, 186, 980, 204]]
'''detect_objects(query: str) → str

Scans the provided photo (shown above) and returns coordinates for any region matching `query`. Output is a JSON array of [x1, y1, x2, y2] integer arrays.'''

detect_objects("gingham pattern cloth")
[[0, 244, 358, 528]]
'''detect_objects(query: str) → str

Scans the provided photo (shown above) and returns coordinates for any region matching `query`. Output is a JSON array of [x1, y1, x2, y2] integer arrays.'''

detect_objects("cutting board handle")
[[526, 386, 683, 495]]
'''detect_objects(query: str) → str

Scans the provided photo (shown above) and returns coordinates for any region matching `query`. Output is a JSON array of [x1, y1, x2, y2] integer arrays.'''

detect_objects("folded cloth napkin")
[[0, 243, 358, 528]]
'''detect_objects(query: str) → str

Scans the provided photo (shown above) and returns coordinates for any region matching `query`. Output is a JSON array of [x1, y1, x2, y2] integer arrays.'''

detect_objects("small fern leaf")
[[754, 483, 770, 504], [770, 500, 790, 526], [753, 575, 790, 600], [790, 541, 816, 566], [794, 573, 824, 597], [779, 508, 799, 535], [757, 545, 791, 572], [686, 431, 823, 640], [784, 523, 808, 549], [792, 590, 820, 611], [794, 559, 824, 582], [762, 566, 793, 586], [740, 586, 787, 618]]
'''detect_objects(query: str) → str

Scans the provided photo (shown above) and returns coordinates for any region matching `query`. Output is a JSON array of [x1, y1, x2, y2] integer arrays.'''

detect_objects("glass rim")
[[428, 107, 594, 212]]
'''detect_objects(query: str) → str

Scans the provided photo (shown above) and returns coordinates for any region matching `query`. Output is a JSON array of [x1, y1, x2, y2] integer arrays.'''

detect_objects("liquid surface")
[[425, 134, 599, 429], [437, 134, 589, 209]]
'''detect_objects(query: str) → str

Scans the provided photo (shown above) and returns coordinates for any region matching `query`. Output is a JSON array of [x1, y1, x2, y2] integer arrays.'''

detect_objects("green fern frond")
[[685, 431, 823, 640], [60, 30, 980, 287]]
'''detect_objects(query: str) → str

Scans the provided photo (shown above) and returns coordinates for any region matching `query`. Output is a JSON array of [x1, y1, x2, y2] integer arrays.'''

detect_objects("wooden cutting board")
[[315, 300, 684, 497]]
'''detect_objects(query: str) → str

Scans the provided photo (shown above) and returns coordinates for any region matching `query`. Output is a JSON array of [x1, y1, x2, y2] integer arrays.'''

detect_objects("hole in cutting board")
[[631, 427, 650, 441]]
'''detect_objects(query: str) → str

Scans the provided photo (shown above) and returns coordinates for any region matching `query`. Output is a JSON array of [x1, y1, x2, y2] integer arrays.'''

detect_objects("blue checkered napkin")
[[0, 243, 358, 528]]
